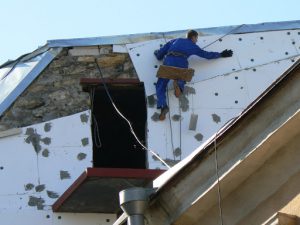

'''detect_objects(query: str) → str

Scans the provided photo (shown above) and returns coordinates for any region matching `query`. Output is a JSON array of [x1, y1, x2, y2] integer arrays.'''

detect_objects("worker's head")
[[187, 30, 198, 43]]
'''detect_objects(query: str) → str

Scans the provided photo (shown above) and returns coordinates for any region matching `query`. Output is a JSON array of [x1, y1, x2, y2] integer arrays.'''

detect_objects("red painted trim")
[[80, 78, 141, 86], [52, 168, 165, 212], [52, 169, 88, 212], [86, 167, 165, 179]]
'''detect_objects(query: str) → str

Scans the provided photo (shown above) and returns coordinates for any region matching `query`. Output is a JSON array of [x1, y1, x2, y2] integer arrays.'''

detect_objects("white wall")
[[0, 110, 116, 225]]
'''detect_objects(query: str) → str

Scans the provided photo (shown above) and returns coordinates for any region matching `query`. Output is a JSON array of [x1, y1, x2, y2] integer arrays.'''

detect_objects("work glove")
[[220, 49, 233, 57], [154, 49, 163, 60]]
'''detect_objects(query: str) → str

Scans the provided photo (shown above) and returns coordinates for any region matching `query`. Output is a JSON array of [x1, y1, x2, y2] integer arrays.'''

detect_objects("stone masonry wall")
[[0, 46, 138, 131]]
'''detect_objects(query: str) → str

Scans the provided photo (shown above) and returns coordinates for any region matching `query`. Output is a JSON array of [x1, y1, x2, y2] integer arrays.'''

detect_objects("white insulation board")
[[127, 29, 300, 169]]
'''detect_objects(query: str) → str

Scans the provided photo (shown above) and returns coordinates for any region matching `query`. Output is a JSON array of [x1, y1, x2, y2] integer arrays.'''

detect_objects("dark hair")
[[187, 30, 198, 39]]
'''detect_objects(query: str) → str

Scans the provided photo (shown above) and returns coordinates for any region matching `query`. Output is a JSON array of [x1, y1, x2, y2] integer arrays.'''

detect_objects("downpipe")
[[119, 187, 156, 225]]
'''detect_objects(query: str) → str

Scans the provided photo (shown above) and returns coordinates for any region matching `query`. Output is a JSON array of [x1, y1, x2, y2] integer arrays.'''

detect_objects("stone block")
[[48, 90, 69, 101], [69, 47, 100, 56], [14, 97, 45, 110], [77, 56, 95, 63], [96, 54, 126, 68], [99, 46, 112, 54], [27, 84, 45, 93]]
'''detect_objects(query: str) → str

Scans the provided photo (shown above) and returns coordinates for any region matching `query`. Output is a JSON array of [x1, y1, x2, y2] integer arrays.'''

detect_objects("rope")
[[90, 88, 102, 148], [95, 59, 171, 169], [214, 133, 224, 225], [202, 24, 245, 49], [212, 116, 237, 225], [163, 33, 183, 162], [179, 106, 182, 160], [166, 86, 175, 160]]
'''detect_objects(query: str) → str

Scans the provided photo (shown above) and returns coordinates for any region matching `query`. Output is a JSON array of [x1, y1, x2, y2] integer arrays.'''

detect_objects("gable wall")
[[0, 46, 137, 131]]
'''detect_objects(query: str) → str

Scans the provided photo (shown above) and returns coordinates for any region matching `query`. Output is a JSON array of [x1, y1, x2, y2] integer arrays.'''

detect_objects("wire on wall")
[[94, 59, 171, 169]]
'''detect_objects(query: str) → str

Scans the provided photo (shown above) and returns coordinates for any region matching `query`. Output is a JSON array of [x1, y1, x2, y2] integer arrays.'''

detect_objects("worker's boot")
[[159, 106, 169, 121], [173, 81, 182, 98]]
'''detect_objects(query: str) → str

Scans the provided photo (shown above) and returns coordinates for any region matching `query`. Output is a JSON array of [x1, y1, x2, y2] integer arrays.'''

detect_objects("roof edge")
[[47, 20, 300, 47]]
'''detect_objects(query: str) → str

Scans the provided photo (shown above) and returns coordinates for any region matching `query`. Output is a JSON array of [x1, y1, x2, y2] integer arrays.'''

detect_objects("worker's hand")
[[220, 49, 233, 57], [154, 49, 163, 60]]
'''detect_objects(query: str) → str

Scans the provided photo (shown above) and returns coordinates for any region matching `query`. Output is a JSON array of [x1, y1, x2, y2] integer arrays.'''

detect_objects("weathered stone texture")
[[0, 46, 138, 130]]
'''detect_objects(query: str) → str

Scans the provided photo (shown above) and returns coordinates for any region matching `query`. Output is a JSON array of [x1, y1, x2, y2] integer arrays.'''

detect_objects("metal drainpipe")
[[119, 187, 155, 225]]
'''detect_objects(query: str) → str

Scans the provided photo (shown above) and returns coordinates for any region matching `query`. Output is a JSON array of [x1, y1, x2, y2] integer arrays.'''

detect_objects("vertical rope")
[[212, 117, 237, 225], [179, 106, 182, 160], [166, 86, 175, 160], [214, 133, 224, 225], [162, 33, 177, 161]]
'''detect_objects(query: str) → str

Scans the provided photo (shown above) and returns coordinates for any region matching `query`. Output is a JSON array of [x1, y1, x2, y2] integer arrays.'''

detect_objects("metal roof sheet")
[[47, 20, 300, 47]]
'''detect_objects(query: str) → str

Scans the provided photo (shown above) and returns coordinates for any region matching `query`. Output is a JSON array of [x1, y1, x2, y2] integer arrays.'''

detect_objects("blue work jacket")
[[155, 38, 221, 68]]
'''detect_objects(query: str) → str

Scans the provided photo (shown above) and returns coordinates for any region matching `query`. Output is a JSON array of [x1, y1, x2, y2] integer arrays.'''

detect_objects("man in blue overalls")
[[154, 30, 233, 120]]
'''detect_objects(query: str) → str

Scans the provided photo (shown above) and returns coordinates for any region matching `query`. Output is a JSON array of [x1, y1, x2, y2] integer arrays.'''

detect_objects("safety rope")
[[166, 86, 175, 160], [162, 33, 181, 162], [202, 24, 245, 49], [160, 25, 245, 163], [95, 59, 171, 169], [179, 106, 182, 160]]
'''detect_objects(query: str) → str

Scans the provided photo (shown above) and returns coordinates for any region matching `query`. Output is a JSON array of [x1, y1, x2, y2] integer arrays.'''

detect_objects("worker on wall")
[[154, 30, 233, 120]]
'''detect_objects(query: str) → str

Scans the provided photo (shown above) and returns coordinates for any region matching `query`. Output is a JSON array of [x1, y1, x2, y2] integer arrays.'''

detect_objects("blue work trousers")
[[156, 78, 185, 108]]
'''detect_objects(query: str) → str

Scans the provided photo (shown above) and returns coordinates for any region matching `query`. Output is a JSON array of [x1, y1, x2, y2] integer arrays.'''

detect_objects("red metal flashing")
[[85, 167, 164, 179], [52, 170, 88, 212], [80, 78, 141, 86]]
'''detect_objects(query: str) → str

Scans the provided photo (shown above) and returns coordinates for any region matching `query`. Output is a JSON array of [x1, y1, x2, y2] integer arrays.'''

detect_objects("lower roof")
[[52, 167, 164, 213]]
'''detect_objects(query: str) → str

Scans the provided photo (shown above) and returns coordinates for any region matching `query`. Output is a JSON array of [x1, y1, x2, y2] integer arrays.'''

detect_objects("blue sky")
[[1, 0, 299, 65]]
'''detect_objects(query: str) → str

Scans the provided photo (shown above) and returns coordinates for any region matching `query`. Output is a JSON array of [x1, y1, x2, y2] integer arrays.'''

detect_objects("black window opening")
[[91, 83, 147, 169]]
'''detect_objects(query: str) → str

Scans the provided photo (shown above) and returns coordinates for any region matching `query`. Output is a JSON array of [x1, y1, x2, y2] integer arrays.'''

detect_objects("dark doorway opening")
[[91, 83, 147, 169]]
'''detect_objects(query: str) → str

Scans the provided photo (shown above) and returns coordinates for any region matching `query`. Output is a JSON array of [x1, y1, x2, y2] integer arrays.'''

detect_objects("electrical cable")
[[0, 46, 50, 80], [94, 59, 171, 169], [90, 88, 102, 148], [0, 53, 31, 80]]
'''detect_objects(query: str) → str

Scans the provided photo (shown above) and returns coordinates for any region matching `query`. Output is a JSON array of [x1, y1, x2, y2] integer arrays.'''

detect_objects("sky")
[[0, 0, 300, 65]]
